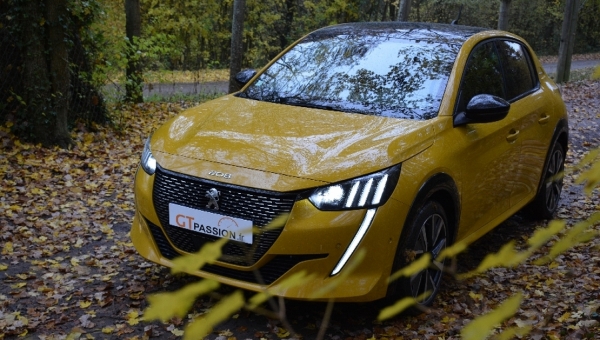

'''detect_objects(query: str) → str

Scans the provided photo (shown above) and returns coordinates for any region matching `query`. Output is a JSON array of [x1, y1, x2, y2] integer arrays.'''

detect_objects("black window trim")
[[453, 37, 541, 117]]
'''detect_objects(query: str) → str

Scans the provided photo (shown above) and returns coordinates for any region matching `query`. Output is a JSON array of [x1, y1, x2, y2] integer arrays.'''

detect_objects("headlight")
[[141, 136, 157, 175], [309, 164, 401, 210]]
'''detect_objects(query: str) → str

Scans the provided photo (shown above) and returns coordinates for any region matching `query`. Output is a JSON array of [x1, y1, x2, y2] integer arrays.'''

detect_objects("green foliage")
[[0, 0, 108, 145]]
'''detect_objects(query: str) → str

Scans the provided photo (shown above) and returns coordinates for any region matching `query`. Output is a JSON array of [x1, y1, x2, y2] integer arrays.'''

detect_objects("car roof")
[[306, 21, 489, 45]]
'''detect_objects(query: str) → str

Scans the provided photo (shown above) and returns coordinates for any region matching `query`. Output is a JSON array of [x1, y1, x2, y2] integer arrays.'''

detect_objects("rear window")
[[242, 30, 461, 120]]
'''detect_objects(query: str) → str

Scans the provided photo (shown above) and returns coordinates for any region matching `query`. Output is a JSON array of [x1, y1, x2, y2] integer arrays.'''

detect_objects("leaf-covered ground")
[[1, 81, 600, 339]]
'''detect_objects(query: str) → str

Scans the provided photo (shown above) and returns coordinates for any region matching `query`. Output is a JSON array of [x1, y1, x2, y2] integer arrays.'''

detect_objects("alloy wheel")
[[409, 213, 447, 301], [544, 147, 564, 213]]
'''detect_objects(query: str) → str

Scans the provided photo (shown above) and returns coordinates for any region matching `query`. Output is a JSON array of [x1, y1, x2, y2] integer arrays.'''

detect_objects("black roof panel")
[[306, 22, 488, 45]]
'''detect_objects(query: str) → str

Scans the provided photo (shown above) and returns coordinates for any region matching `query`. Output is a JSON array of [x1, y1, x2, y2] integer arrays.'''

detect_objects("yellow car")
[[132, 22, 568, 306]]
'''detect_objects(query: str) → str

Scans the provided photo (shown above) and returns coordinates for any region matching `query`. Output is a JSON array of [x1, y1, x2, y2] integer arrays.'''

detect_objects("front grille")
[[146, 220, 327, 285], [152, 166, 298, 265]]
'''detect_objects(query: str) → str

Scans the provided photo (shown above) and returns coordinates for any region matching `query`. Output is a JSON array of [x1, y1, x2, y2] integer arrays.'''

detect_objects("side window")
[[456, 41, 504, 114], [495, 40, 536, 100]]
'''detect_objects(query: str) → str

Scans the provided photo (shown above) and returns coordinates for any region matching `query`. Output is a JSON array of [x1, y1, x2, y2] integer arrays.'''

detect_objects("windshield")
[[243, 28, 461, 120]]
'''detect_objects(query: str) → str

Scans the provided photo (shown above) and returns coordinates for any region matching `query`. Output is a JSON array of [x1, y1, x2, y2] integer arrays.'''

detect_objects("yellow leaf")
[[377, 292, 429, 321], [249, 271, 314, 309], [460, 241, 529, 278], [310, 248, 366, 299], [469, 291, 483, 302], [263, 213, 290, 231], [184, 291, 245, 340], [80, 301, 92, 309], [461, 293, 523, 340], [527, 220, 565, 249], [31, 188, 46, 195], [171, 238, 228, 274], [388, 253, 431, 283], [84, 133, 94, 145], [71, 258, 80, 267], [171, 328, 185, 336], [492, 325, 532, 340], [535, 213, 600, 264], [127, 310, 140, 325], [144, 279, 219, 322], [2, 242, 13, 255], [12, 283, 26, 288], [276, 328, 290, 338], [592, 65, 600, 80], [102, 326, 114, 334], [558, 312, 571, 322], [436, 240, 468, 261], [66, 331, 82, 340], [0, 264, 7, 271]]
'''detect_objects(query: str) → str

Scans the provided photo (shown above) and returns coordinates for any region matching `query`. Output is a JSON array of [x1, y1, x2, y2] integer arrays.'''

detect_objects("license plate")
[[168, 203, 253, 244]]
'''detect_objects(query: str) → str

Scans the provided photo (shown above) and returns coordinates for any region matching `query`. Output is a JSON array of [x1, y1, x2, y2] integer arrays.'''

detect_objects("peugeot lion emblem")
[[205, 188, 220, 210]]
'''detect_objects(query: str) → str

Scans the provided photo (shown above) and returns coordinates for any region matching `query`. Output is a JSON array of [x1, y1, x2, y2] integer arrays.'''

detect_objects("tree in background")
[[0, 0, 107, 147], [125, 0, 143, 102], [556, 0, 583, 83], [398, 0, 411, 21], [229, 0, 246, 93], [498, 0, 511, 30]]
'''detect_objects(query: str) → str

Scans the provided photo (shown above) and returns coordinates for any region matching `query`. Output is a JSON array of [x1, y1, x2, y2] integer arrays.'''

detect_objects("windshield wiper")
[[276, 96, 338, 111]]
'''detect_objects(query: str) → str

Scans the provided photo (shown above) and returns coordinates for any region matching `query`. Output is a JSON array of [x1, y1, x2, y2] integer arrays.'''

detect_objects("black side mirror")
[[234, 69, 257, 86], [454, 94, 510, 126]]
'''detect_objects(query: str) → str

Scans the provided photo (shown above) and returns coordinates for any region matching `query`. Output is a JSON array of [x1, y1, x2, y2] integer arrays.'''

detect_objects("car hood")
[[151, 95, 435, 190]]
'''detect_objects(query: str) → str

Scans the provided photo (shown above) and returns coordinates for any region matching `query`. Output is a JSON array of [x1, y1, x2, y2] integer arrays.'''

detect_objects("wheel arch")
[[404, 173, 461, 243], [535, 118, 569, 196], [385, 172, 460, 300]]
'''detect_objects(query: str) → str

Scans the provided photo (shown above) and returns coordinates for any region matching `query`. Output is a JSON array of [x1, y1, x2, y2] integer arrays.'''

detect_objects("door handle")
[[506, 129, 520, 143], [538, 114, 550, 125]]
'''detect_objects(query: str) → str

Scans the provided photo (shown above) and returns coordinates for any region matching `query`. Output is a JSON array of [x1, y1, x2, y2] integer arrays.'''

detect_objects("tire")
[[528, 141, 565, 220], [388, 200, 449, 308]]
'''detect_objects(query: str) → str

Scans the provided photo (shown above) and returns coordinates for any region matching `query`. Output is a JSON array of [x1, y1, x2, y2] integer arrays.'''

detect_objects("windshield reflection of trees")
[[244, 29, 460, 120]]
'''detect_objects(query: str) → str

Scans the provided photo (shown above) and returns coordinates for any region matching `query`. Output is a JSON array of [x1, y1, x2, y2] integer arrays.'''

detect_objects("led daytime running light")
[[331, 208, 377, 276]]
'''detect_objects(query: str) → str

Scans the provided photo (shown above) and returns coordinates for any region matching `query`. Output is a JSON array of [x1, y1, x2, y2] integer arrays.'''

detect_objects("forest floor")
[[1, 80, 600, 339]]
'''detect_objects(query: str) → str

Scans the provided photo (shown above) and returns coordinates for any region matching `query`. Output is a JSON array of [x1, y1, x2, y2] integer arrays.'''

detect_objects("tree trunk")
[[229, 0, 246, 94], [46, 0, 72, 147], [397, 0, 411, 21], [556, 0, 582, 83], [498, 0, 512, 31], [21, 0, 53, 145], [125, 0, 143, 102]]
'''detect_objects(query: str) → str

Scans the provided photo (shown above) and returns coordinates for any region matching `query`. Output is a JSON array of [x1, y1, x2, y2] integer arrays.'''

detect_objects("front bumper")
[[131, 166, 410, 302]]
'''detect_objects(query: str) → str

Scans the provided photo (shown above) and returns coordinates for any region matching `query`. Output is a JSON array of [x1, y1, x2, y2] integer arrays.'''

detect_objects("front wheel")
[[528, 141, 565, 220], [388, 200, 449, 308]]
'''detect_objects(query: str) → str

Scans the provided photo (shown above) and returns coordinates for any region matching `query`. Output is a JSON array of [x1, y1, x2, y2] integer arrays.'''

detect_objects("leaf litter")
[[1, 80, 599, 339]]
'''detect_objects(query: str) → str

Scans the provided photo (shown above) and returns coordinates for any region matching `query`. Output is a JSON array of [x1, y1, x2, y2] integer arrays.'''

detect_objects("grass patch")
[[105, 69, 229, 85], [144, 91, 224, 103], [547, 66, 600, 82], [144, 69, 229, 83]]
